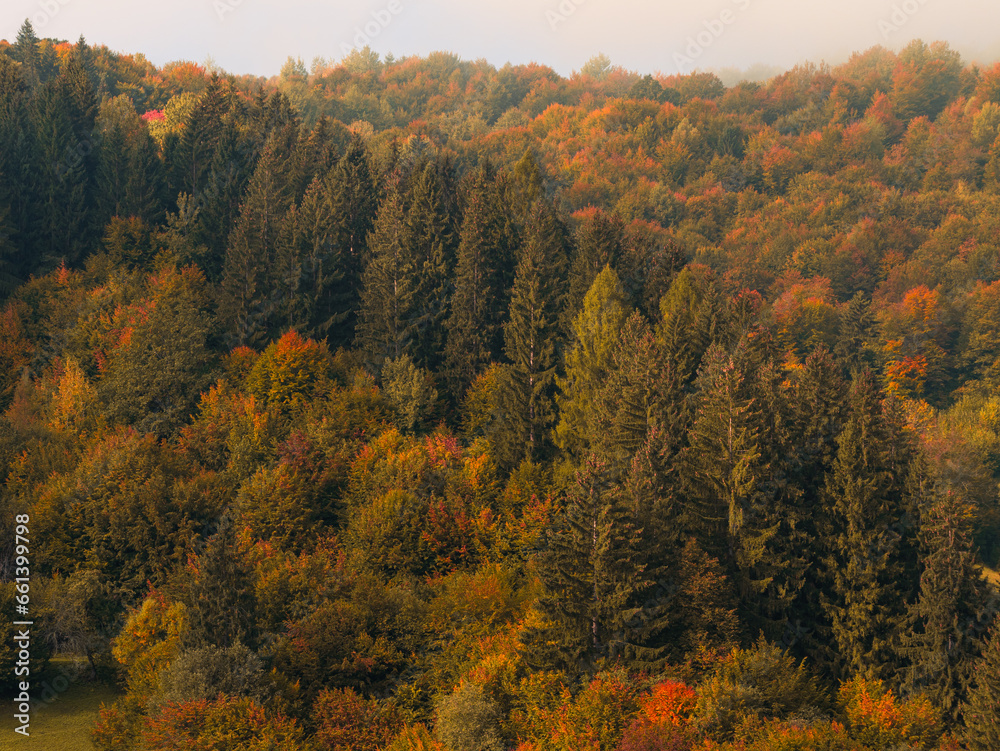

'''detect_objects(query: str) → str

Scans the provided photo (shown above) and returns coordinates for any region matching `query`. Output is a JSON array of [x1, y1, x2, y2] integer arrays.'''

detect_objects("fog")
[[2, 0, 998, 80]]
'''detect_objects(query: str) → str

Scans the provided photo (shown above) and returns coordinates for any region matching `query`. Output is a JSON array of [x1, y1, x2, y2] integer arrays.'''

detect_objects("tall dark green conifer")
[[525, 455, 646, 674], [820, 371, 919, 681], [405, 160, 458, 371], [899, 486, 995, 725], [220, 138, 293, 345], [356, 188, 416, 367], [444, 161, 517, 395], [325, 135, 377, 348], [185, 516, 259, 650], [566, 209, 625, 325], [681, 338, 779, 609], [963, 622, 1000, 751], [495, 200, 568, 465]]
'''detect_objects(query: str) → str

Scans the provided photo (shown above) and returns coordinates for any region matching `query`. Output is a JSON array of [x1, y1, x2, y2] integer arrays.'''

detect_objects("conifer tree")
[[444, 161, 517, 395], [325, 135, 377, 348], [820, 371, 918, 681], [405, 159, 458, 372], [554, 266, 630, 465], [566, 209, 625, 323], [185, 516, 259, 650], [835, 291, 880, 375], [220, 138, 294, 345], [656, 265, 727, 387], [681, 338, 779, 608], [963, 622, 1000, 751], [509, 148, 544, 224], [525, 454, 646, 674], [356, 188, 416, 367], [899, 486, 995, 725], [32, 55, 98, 267], [495, 200, 568, 466]]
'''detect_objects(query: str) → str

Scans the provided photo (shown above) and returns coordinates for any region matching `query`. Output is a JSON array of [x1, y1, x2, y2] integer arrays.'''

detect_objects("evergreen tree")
[[525, 454, 646, 674], [404, 159, 458, 371], [554, 266, 630, 465], [219, 138, 294, 345], [963, 622, 1000, 751], [185, 516, 259, 650], [820, 371, 919, 681], [835, 291, 880, 375], [444, 161, 518, 395], [681, 338, 779, 609], [509, 148, 544, 224], [325, 135, 377, 348], [495, 200, 568, 466], [656, 265, 727, 387], [11, 20, 40, 88], [356, 188, 416, 367], [566, 209, 625, 325], [32, 55, 98, 267], [171, 75, 234, 199], [899, 486, 996, 725]]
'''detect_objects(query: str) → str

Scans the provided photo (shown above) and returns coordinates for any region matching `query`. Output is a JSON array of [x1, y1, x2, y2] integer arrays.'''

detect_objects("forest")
[[2, 17, 1000, 750]]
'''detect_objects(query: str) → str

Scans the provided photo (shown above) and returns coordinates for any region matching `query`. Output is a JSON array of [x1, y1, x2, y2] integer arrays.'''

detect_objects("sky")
[[2, 0, 1000, 80]]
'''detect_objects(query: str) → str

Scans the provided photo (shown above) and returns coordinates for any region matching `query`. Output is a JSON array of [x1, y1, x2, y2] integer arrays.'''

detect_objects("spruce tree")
[[220, 138, 293, 345], [525, 454, 646, 674], [185, 516, 259, 650], [405, 159, 458, 372], [681, 338, 779, 609], [495, 200, 568, 466], [554, 266, 630, 465], [963, 622, 1000, 751], [356, 188, 416, 368], [444, 161, 518, 395], [565, 208, 625, 325], [899, 486, 996, 725], [820, 371, 918, 681], [325, 135, 377, 348]]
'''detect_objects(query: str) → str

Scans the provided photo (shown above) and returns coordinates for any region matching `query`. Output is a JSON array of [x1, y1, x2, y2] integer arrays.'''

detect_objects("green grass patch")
[[1, 659, 118, 751]]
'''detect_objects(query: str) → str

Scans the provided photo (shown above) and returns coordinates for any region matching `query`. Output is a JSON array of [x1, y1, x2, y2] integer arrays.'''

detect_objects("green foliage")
[[695, 638, 829, 741]]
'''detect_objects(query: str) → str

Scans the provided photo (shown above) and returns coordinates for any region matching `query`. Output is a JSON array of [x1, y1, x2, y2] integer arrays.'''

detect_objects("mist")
[[2, 0, 998, 79]]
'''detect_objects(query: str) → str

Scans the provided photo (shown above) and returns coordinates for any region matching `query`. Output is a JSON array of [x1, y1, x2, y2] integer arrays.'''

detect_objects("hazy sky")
[[3, 0, 999, 79]]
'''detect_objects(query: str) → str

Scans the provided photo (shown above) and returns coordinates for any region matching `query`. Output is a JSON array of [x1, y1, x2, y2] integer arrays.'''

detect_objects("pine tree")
[[820, 371, 918, 682], [656, 265, 728, 387], [172, 74, 234, 199], [835, 292, 880, 375], [32, 55, 98, 267], [444, 161, 518, 395], [566, 209, 625, 324], [509, 148, 544, 224], [681, 338, 778, 608], [220, 138, 294, 345], [356, 188, 416, 368], [325, 135, 377, 348], [495, 200, 568, 466], [525, 454, 647, 674], [405, 159, 458, 372], [11, 20, 40, 88], [554, 266, 630, 465], [963, 622, 1000, 751], [899, 486, 996, 725]]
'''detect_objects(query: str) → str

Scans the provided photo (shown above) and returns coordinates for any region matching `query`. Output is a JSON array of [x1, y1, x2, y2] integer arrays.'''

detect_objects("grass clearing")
[[1, 659, 117, 751]]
